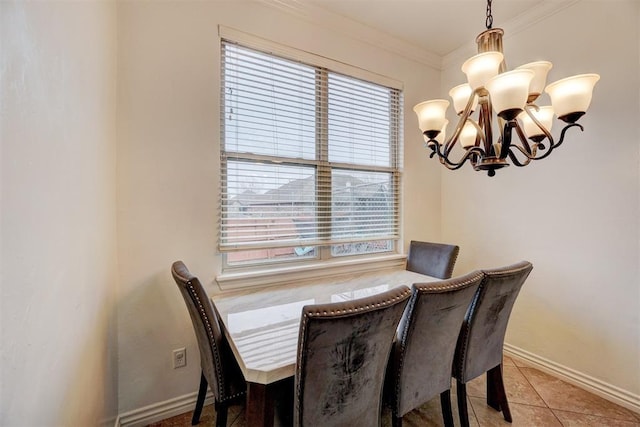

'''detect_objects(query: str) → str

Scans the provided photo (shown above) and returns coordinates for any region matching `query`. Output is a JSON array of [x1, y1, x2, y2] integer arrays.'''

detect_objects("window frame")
[[217, 27, 404, 283]]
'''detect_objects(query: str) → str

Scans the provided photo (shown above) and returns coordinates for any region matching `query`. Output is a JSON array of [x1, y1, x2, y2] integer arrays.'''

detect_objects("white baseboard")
[[118, 390, 214, 427], [504, 343, 640, 414]]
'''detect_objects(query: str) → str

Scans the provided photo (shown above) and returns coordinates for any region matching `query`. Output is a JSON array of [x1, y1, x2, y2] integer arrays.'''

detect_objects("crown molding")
[[256, 0, 442, 69], [442, 0, 582, 70], [253, 0, 580, 71]]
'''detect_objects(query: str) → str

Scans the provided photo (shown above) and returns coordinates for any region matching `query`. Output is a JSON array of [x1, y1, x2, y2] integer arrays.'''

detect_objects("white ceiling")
[[302, 0, 554, 57]]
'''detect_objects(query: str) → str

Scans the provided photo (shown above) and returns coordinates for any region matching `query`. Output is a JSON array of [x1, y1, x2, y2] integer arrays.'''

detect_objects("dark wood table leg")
[[246, 381, 274, 427]]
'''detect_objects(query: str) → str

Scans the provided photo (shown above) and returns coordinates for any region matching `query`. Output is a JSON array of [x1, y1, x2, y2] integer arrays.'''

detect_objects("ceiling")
[[302, 0, 551, 57]]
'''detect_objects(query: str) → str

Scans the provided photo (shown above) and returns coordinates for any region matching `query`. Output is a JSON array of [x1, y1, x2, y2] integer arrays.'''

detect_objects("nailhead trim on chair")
[[394, 271, 484, 414], [302, 288, 412, 318], [446, 249, 460, 279], [454, 283, 482, 381], [414, 273, 481, 293], [454, 262, 531, 382], [186, 279, 226, 400], [295, 286, 411, 425], [186, 283, 245, 402]]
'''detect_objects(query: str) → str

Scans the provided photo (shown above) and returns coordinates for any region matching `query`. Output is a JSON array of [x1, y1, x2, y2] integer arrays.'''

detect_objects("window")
[[220, 40, 402, 268]]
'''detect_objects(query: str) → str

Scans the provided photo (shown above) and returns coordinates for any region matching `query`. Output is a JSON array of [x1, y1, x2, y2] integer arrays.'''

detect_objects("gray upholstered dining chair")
[[406, 240, 460, 279], [389, 270, 484, 427], [453, 260, 533, 427], [171, 261, 246, 426], [294, 286, 412, 427]]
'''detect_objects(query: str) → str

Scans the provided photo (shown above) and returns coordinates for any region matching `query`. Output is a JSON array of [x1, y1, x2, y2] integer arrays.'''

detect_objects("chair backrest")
[[392, 270, 484, 417], [294, 286, 411, 427], [454, 261, 533, 383], [171, 261, 244, 402], [406, 240, 460, 279]]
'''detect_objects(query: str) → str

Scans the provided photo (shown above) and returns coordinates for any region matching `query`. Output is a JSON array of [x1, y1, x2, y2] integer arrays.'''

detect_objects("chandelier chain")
[[486, 0, 493, 29]]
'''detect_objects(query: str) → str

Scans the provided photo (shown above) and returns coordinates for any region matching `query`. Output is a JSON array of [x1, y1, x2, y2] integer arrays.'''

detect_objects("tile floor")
[[149, 356, 640, 427]]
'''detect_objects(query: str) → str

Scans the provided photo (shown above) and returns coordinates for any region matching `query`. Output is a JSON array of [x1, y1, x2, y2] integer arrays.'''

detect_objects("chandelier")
[[414, 0, 599, 177]]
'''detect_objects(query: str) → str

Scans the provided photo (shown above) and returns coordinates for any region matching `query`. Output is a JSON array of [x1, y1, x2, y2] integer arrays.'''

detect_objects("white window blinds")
[[220, 40, 402, 255]]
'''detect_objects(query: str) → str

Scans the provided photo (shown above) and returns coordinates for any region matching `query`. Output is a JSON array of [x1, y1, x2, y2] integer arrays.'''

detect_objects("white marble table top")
[[212, 268, 437, 384]]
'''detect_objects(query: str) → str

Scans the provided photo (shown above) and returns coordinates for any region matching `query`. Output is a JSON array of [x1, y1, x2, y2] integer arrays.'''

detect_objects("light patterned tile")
[[465, 373, 486, 398], [383, 398, 444, 427], [552, 409, 640, 426], [228, 404, 245, 426], [502, 366, 546, 407], [520, 367, 637, 421], [383, 393, 480, 427], [147, 403, 244, 427], [470, 396, 562, 427], [503, 356, 516, 367], [460, 366, 546, 407], [451, 382, 482, 427], [509, 356, 534, 369], [230, 408, 246, 427]]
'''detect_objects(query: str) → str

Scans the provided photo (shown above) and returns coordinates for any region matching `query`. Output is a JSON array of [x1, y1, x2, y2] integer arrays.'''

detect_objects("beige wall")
[[116, 0, 441, 412], [0, 1, 118, 425], [441, 0, 640, 400], [2, 0, 637, 420]]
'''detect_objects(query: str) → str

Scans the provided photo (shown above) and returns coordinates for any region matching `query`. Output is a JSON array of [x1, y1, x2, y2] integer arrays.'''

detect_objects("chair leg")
[[215, 401, 229, 427], [487, 364, 512, 422], [192, 371, 208, 425], [440, 389, 454, 427], [486, 365, 501, 411], [456, 380, 470, 427]]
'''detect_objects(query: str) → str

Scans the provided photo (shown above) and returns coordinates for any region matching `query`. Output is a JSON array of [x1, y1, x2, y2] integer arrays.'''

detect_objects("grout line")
[[549, 407, 640, 426], [467, 395, 481, 427], [509, 358, 565, 425], [515, 364, 553, 410], [547, 405, 566, 426]]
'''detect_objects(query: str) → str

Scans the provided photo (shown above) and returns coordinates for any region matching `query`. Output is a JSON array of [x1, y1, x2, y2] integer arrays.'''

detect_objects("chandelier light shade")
[[461, 51, 504, 90], [545, 74, 601, 121], [434, 120, 449, 145], [516, 61, 553, 101], [423, 120, 449, 146], [460, 121, 478, 148], [449, 84, 478, 115], [518, 106, 554, 140], [415, 0, 600, 176], [485, 69, 535, 120], [413, 99, 450, 138]]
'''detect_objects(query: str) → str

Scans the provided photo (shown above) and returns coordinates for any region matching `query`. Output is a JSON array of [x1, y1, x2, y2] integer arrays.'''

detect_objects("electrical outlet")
[[173, 348, 186, 369]]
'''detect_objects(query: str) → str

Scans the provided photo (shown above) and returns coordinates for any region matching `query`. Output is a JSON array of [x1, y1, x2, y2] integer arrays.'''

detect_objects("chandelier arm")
[[532, 123, 584, 161], [523, 104, 555, 150], [513, 120, 534, 155], [507, 149, 533, 167], [443, 91, 479, 157], [508, 143, 537, 166], [443, 147, 485, 171], [432, 140, 485, 170], [443, 120, 464, 157], [497, 121, 516, 159], [469, 118, 488, 148], [427, 144, 449, 166]]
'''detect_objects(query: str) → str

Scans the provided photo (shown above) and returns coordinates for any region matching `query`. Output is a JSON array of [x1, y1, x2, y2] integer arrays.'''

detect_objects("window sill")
[[215, 254, 407, 291]]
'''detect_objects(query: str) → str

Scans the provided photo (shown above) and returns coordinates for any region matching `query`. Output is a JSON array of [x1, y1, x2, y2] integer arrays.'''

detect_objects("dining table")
[[212, 267, 438, 427]]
